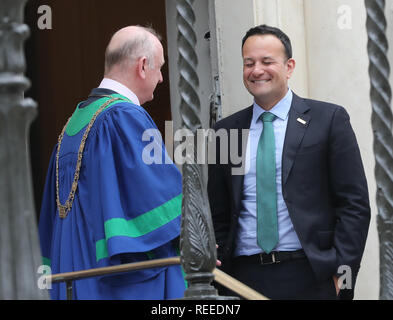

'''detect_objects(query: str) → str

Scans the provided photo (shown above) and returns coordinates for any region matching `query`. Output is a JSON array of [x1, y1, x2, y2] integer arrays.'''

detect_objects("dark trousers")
[[227, 256, 337, 300]]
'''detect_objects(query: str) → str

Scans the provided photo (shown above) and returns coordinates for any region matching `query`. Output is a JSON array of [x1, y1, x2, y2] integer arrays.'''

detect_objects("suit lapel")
[[282, 94, 311, 185], [231, 106, 253, 211]]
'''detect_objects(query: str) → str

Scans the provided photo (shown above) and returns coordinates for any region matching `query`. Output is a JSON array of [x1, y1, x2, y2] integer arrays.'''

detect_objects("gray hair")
[[104, 26, 162, 73]]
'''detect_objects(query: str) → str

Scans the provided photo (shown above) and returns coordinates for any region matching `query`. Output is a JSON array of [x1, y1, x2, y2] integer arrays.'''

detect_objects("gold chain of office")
[[56, 96, 122, 218]]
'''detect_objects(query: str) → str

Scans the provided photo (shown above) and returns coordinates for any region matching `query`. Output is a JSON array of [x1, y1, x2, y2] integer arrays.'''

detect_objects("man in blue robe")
[[38, 26, 185, 299]]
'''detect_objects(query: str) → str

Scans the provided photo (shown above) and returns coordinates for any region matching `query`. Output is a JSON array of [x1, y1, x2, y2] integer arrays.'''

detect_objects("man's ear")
[[137, 56, 148, 79], [286, 58, 296, 80]]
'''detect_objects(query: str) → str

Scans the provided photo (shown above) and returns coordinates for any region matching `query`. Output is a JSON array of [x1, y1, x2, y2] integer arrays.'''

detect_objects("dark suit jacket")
[[207, 93, 371, 299]]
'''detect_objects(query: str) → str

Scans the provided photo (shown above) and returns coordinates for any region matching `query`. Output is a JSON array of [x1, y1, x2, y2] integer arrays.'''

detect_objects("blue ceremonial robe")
[[39, 89, 185, 299]]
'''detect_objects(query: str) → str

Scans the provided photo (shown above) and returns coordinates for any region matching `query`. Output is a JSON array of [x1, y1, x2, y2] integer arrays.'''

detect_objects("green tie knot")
[[260, 112, 276, 123]]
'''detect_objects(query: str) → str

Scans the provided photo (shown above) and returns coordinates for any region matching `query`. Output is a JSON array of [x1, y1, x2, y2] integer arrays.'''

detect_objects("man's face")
[[242, 34, 295, 109], [143, 41, 164, 104]]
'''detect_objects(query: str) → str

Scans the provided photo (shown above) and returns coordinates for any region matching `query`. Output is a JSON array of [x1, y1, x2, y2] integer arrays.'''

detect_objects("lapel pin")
[[297, 118, 307, 125]]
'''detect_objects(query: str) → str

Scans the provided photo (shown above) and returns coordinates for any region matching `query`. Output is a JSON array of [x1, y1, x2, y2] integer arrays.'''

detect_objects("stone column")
[[0, 0, 47, 299]]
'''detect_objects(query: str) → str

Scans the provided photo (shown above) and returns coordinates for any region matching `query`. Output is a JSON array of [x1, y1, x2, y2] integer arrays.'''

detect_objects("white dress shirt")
[[234, 89, 302, 256], [98, 78, 140, 106]]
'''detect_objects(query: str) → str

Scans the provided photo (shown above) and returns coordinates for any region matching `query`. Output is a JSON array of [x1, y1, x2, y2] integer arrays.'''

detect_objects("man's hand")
[[216, 244, 222, 267], [333, 275, 340, 296]]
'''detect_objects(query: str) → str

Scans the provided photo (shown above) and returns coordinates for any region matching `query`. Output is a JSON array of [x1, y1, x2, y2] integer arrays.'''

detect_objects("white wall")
[[302, 0, 379, 300], [211, 0, 254, 117]]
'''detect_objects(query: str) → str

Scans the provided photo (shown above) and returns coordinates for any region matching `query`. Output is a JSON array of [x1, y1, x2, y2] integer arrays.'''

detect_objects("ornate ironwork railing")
[[46, 257, 267, 300], [175, 0, 222, 299], [365, 0, 393, 300]]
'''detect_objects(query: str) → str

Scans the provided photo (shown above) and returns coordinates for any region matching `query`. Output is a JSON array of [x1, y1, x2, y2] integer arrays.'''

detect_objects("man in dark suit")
[[208, 24, 370, 300]]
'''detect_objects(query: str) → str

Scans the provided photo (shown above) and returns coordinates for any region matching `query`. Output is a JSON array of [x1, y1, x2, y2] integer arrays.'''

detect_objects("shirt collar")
[[251, 88, 293, 127], [98, 78, 140, 106]]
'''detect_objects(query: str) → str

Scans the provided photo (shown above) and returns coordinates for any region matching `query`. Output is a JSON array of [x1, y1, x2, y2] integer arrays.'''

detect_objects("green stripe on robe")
[[42, 256, 51, 267], [95, 193, 182, 262], [65, 94, 132, 136]]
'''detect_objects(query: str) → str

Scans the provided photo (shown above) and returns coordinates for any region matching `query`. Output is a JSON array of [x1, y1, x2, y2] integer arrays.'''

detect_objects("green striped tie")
[[256, 112, 278, 253]]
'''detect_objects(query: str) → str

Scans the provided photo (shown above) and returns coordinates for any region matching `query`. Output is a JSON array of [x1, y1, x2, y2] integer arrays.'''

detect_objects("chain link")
[[56, 97, 123, 218]]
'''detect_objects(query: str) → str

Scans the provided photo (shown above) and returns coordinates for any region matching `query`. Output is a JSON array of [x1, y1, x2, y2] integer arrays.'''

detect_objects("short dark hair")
[[242, 24, 292, 60]]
